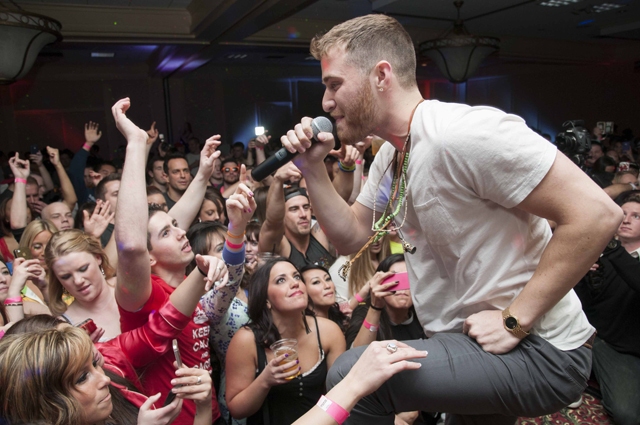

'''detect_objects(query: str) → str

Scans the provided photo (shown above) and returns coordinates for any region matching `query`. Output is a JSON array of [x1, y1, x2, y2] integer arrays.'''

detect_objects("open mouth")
[[182, 241, 192, 252]]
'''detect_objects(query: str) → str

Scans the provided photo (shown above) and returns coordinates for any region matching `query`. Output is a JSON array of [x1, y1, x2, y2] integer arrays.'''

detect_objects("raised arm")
[[30, 150, 54, 192], [112, 98, 154, 312], [465, 151, 623, 354], [281, 117, 375, 254], [168, 135, 221, 230], [47, 147, 77, 209], [257, 163, 300, 255], [9, 154, 30, 230], [329, 144, 358, 202]]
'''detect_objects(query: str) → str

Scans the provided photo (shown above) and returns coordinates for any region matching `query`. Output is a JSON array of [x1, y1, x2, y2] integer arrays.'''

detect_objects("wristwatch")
[[502, 307, 530, 339]]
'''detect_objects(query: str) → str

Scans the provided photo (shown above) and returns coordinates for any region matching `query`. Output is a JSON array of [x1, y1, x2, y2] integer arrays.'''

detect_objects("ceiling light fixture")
[[593, 3, 624, 12], [0, 2, 62, 84], [419, 1, 499, 83], [539, 0, 581, 7]]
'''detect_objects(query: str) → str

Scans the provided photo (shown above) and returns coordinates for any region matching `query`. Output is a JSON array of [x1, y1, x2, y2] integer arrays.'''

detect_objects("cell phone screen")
[[172, 339, 183, 369]]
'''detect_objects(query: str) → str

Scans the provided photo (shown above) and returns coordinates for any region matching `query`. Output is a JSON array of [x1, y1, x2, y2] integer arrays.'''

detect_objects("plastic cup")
[[270, 338, 300, 380]]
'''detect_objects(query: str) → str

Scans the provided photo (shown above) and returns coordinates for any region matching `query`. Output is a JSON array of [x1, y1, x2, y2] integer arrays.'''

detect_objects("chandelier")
[[0, 3, 62, 84], [419, 1, 499, 84]]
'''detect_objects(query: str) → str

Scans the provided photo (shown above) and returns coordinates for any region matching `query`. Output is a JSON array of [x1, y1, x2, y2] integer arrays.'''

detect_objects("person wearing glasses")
[[221, 158, 241, 194]]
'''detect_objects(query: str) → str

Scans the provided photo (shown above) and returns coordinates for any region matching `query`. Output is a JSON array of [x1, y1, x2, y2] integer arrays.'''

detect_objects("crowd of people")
[[0, 13, 638, 425]]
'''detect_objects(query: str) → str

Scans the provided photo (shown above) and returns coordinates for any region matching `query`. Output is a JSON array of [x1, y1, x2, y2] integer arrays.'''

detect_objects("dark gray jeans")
[[326, 333, 592, 425]]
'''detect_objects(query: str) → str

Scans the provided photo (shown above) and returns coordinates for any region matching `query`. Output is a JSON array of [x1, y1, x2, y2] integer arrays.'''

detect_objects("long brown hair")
[[0, 326, 94, 425], [45, 229, 115, 316], [348, 233, 390, 297]]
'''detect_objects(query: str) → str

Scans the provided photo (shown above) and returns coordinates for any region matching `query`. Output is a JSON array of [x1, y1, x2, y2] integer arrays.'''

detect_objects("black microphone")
[[251, 116, 333, 181]]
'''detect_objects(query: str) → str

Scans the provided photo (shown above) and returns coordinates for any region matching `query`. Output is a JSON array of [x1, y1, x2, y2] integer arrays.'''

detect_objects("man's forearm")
[[257, 179, 286, 252], [169, 172, 208, 230], [332, 167, 355, 202], [511, 208, 621, 330], [116, 143, 148, 250], [38, 165, 54, 192], [10, 183, 28, 229], [55, 163, 77, 209], [301, 163, 371, 254]]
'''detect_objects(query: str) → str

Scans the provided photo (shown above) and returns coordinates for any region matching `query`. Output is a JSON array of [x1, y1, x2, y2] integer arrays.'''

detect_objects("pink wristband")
[[4, 296, 22, 305], [83, 142, 92, 151], [0, 330, 5, 340], [354, 293, 364, 303], [317, 395, 350, 424], [362, 318, 378, 332], [14, 178, 27, 184], [355, 159, 363, 165], [226, 239, 244, 250]]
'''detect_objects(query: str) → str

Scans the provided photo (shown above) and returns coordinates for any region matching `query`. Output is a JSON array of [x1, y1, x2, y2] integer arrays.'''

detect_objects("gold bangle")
[[227, 230, 246, 239]]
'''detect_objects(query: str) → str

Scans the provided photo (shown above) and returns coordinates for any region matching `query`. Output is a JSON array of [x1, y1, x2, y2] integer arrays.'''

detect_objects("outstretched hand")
[[226, 165, 257, 230], [83, 199, 115, 237], [111, 98, 148, 144], [46, 146, 60, 167], [84, 121, 102, 144], [329, 144, 359, 168], [197, 135, 222, 180], [146, 121, 159, 145], [194, 254, 229, 291]]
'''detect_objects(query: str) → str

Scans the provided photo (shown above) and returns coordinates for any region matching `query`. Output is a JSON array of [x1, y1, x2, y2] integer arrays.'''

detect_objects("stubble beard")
[[336, 80, 377, 145]]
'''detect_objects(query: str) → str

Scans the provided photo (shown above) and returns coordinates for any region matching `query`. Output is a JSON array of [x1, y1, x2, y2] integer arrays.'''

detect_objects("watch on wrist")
[[502, 307, 530, 339]]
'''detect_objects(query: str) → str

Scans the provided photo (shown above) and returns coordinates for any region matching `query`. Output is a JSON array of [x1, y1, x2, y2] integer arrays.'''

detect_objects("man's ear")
[[373, 60, 392, 91]]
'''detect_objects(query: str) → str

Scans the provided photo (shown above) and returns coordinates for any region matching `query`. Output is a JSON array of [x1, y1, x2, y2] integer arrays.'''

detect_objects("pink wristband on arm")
[[14, 178, 27, 184], [354, 293, 364, 303], [317, 395, 350, 424], [4, 297, 22, 305], [83, 142, 92, 151], [355, 159, 363, 165], [226, 239, 244, 250]]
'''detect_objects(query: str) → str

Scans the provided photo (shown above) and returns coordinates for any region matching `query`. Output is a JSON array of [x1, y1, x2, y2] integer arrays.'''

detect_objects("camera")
[[555, 120, 591, 167]]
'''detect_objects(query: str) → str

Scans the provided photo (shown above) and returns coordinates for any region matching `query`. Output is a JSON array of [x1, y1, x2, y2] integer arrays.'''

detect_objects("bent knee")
[[326, 345, 366, 390]]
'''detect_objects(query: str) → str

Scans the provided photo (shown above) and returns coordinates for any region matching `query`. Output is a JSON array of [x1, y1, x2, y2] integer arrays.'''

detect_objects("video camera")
[[555, 120, 591, 167]]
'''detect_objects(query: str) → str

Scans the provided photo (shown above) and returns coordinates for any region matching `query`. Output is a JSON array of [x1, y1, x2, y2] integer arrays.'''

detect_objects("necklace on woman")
[[338, 99, 423, 280]]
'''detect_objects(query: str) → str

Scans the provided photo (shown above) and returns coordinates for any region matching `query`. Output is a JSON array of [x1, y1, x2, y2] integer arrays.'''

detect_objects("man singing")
[[279, 14, 622, 425]]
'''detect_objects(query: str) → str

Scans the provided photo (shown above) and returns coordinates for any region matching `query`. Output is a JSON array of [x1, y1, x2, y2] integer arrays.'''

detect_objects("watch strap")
[[502, 307, 530, 339]]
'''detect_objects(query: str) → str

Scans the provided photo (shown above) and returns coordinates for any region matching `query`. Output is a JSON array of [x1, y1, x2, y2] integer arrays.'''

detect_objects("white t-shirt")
[[357, 100, 594, 351]]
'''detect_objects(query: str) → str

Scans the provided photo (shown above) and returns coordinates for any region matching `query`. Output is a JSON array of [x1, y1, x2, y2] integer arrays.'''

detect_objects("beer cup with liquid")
[[270, 338, 300, 380]]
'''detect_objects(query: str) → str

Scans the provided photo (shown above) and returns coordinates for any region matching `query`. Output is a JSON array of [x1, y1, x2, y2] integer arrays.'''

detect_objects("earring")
[[100, 266, 105, 276], [378, 87, 384, 92]]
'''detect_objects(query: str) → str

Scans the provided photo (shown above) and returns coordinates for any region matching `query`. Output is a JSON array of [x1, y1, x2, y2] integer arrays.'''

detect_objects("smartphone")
[[382, 271, 410, 291], [163, 339, 183, 407], [30, 144, 39, 155], [255, 126, 265, 136], [77, 318, 98, 335], [13, 249, 27, 259]]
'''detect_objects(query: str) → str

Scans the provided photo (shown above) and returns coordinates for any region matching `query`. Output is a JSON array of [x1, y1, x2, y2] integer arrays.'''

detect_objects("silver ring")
[[196, 376, 201, 385], [214, 280, 222, 286], [386, 342, 398, 354]]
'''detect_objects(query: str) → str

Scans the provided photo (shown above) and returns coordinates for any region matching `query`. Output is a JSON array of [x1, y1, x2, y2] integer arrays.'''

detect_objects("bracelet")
[[4, 297, 22, 305], [226, 239, 244, 250], [355, 159, 363, 165], [14, 178, 27, 184], [4, 303, 23, 307], [354, 293, 364, 303], [255, 146, 264, 150], [197, 267, 207, 277], [370, 304, 384, 311], [227, 230, 246, 239], [338, 161, 356, 172], [83, 142, 92, 151], [317, 395, 350, 425], [363, 318, 378, 332]]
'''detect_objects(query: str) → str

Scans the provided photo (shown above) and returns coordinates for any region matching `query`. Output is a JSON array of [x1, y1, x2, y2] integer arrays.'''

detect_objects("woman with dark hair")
[[300, 264, 349, 332], [345, 254, 424, 348], [226, 257, 346, 424], [197, 186, 226, 224]]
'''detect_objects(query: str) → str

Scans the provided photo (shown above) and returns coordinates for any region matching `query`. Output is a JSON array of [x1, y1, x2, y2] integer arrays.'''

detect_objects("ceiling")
[[5, 0, 640, 77]]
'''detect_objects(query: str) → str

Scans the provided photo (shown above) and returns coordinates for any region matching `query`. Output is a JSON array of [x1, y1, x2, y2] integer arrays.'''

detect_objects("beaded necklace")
[[338, 99, 423, 280]]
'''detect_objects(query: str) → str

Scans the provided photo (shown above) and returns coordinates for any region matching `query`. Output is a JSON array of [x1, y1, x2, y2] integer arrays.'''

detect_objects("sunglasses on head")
[[223, 167, 239, 173]]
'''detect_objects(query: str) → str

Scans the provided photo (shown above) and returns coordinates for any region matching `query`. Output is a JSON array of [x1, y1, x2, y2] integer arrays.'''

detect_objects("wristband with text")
[[317, 395, 350, 425]]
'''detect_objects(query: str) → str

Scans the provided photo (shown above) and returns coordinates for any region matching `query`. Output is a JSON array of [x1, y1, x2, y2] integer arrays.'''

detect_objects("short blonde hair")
[[310, 14, 417, 89], [0, 326, 93, 425], [45, 229, 115, 316]]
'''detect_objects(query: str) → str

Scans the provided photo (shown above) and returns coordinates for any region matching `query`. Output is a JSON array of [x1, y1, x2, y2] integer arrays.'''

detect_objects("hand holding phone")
[[382, 272, 410, 292], [77, 318, 98, 335], [164, 339, 183, 407]]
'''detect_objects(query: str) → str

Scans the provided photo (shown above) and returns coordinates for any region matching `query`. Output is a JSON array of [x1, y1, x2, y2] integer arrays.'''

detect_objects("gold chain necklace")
[[339, 99, 423, 280]]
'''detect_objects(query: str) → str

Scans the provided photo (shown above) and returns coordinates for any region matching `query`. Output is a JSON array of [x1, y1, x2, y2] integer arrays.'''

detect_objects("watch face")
[[505, 316, 518, 330]]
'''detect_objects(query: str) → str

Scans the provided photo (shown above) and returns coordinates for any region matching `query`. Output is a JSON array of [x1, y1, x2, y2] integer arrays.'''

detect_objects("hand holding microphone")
[[251, 116, 333, 181]]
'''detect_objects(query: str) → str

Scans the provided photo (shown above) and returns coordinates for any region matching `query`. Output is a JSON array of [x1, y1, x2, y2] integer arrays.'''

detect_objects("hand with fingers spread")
[[111, 98, 149, 144], [256, 131, 271, 148], [146, 121, 159, 145], [84, 121, 102, 145], [194, 254, 229, 291], [83, 199, 115, 238], [137, 391, 183, 425], [280, 117, 335, 172], [226, 165, 257, 229], [170, 364, 213, 407], [46, 146, 60, 167], [196, 135, 222, 180], [9, 153, 30, 180], [368, 270, 398, 309]]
